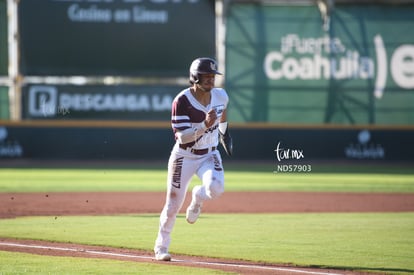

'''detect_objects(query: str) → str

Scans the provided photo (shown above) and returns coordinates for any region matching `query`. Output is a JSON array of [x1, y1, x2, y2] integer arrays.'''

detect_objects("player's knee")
[[165, 199, 181, 217], [166, 205, 180, 218], [206, 180, 224, 199]]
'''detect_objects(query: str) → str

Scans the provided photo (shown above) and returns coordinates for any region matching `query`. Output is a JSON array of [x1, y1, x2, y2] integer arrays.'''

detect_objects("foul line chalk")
[[0, 242, 344, 275]]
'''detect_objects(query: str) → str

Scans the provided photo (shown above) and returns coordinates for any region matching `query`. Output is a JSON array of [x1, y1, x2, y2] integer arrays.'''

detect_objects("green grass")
[[0, 251, 231, 275], [0, 169, 166, 192], [0, 213, 413, 274], [0, 162, 413, 192]]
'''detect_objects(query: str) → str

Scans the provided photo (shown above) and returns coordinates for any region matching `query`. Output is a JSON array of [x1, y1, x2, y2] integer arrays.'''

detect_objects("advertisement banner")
[[0, 0, 7, 75], [22, 84, 182, 120], [225, 4, 414, 125], [18, 0, 215, 76], [0, 126, 23, 158], [2, 124, 414, 161], [0, 86, 9, 119]]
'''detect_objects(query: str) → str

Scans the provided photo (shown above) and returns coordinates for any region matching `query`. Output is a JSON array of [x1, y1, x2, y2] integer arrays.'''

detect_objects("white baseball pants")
[[154, 143, 225, 253]]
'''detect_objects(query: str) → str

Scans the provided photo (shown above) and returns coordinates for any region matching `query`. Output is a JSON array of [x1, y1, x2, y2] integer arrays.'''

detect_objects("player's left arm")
[[218, 109, 233, 156]]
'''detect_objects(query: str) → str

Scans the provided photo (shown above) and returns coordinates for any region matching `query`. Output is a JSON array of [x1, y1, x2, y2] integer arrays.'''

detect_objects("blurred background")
[[0, 0, 413, 162]]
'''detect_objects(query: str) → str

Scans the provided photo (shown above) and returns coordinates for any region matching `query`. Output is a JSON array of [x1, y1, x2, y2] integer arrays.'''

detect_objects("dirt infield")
[[1, 191, 413, 274], [1, 191, 414, 218]]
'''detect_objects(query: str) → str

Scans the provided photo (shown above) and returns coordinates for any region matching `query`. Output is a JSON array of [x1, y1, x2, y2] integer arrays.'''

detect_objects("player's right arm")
[[174, 121, 207, 144], [171, 94, 215, 144]]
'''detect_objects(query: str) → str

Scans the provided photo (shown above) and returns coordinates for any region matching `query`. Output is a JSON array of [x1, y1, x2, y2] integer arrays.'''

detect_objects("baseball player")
[[154, 57, 233, 261]]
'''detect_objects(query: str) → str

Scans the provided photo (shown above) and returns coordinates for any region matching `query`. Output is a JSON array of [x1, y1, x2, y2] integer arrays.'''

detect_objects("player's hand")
[[204, 109, 217, 128]]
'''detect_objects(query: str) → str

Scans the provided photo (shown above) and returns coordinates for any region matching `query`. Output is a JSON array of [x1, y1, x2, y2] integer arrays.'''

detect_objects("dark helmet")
[[189, 57, 222, 84]]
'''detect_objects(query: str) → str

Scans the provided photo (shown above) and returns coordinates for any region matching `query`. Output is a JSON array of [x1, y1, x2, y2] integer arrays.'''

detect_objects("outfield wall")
[[0, 122, 413, 162], [225, 3, 414, 126], [18, 0, 216, 76], [1, 2, 414, 163]]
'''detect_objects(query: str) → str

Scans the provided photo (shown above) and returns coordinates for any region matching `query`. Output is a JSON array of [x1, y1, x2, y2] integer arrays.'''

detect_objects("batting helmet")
[[189, 57, 222, 84]]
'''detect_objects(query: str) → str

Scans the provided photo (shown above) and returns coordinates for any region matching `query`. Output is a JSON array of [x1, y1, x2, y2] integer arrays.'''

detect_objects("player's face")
[[197, 74, 215, 92]]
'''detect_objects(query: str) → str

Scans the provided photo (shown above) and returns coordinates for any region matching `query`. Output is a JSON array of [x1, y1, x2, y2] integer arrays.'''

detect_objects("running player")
[[154, 57, 231, 261]]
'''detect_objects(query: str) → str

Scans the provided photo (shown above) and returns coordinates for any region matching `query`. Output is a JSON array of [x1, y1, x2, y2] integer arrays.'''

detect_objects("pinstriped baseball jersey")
[[171, 87, 229, 150]]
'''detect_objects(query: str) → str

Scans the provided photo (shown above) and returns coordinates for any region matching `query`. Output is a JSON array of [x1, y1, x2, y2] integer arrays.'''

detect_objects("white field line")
[[0, 242, 345, 275]]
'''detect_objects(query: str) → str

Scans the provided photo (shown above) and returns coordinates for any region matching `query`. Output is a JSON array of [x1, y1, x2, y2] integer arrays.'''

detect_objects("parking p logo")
[[28, 85, 58, 117]]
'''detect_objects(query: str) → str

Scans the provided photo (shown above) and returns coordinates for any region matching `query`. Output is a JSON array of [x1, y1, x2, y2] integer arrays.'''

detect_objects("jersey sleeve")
[[216, 88, 229, 109], [171, 95, 191, 132], [222, 89, 229, 109]]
